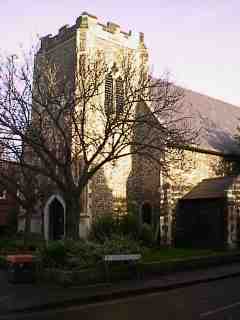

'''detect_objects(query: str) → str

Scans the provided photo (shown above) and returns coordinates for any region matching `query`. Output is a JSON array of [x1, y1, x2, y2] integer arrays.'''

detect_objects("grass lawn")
[[142, 247, 233, 263]]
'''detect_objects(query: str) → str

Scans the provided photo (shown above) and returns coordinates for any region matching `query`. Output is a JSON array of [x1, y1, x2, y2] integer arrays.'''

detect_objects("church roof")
[[181, 88, 240, 156], [182, 176, 237, 200]]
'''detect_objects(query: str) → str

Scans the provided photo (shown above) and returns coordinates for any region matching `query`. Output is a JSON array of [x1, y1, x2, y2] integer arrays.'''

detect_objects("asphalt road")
[[2, 276, 240, 319]]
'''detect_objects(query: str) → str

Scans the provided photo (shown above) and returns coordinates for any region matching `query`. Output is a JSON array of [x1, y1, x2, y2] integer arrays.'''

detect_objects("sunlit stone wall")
[[161, 149, 234, 245], [74, 13, 148, 217], [38, 12, 149, 222]]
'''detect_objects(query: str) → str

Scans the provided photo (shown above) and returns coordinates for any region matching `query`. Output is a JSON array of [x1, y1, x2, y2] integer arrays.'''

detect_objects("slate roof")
[[182, 176, 237, 200], [181, 88, 240, 155]]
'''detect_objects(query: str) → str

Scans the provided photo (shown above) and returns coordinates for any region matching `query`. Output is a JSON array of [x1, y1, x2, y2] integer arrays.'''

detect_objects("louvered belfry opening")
[[115, 76, 124, 115], [104, 73, 113, 115], [104, 71, 125, 117]]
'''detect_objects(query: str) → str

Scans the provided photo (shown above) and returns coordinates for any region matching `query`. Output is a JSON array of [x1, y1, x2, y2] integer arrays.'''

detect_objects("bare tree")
[[0, 143, 50, 244], [0, 49, 196, 240]]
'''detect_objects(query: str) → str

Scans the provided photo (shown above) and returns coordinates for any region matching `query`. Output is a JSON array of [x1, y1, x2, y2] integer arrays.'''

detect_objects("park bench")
[[103, 254, 142, 281]]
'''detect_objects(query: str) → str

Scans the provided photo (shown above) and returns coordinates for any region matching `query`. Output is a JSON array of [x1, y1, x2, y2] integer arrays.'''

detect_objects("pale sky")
[[1, 0, 240, 106]]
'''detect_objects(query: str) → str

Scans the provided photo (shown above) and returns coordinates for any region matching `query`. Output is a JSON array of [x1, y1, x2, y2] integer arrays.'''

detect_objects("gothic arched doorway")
[[48, 198, 65, 240], [142, 202, 152, 225]]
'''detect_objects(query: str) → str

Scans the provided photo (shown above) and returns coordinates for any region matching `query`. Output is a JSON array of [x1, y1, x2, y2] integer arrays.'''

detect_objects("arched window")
[[104, 73, 113, 115], [142, 202, 152, 225], [116, 76, 124, 115]]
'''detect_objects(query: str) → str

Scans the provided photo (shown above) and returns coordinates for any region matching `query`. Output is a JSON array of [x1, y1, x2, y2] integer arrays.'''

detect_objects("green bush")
[[140, 223, 154, 246], [118, 213, 140, 240], [64, 237, 141, 268], [64, 240, 102, 268], [39, 241, 67, 268], [89, 213, 119, 242], [102, 234, 141, 255], [0, 233, 45, 253], [89, 212, 141, 243], [0, 255, 7, 268], [38, 236, 143, 270], [0, 239, 26, 253]]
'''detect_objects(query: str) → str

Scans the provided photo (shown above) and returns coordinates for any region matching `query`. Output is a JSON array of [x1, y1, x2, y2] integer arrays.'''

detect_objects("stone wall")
[[161, 149, 238, 245], [226, 178, 240, 247], [168, 150, 223, 192]]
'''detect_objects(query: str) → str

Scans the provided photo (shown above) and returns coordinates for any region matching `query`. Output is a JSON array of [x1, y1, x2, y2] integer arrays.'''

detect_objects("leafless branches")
[[0, 49, 196, 239]]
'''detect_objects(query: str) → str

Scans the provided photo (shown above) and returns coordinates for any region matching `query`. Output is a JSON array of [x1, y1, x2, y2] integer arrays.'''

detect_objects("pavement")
[[1, 262, 240, 316]]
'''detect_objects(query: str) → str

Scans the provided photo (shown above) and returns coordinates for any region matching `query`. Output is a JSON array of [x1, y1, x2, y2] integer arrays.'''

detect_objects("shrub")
[[89, 211, 141, 242], [102, 234, 141, 255], [89, 213, 119, 242], [64, 237, 142, 267], [0, 238, 26, 254], [140, 223, 154, 246], [118, 213, 140, 240], [0, 232, 45, 253], [38, 235, 143, 270], [39, 241, 67, 268], [0, 255, 7, 268], [64, 240, 102, 268]]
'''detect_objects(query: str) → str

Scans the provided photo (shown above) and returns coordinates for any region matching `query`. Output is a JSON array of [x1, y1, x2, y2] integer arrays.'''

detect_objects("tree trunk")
[[65, 194, 81, 240]]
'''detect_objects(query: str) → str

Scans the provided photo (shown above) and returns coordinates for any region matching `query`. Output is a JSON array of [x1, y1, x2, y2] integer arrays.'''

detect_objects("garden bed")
[[1, 232, 240, 286], [37, 249, 240, 286]]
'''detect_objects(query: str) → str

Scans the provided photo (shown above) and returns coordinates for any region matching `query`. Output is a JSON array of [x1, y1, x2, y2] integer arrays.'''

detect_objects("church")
[[19, 12, 240, 248]]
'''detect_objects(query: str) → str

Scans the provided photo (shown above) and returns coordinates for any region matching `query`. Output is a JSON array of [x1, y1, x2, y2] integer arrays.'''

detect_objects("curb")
[[2, 270, 240, 316]]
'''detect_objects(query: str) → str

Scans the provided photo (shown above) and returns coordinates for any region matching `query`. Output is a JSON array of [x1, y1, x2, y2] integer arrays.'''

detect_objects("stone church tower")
[[29, 12, 150, 239]]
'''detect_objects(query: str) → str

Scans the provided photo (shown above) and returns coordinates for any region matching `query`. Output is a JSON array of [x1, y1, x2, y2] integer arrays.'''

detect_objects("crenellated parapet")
[[39, 11, 147, 55]]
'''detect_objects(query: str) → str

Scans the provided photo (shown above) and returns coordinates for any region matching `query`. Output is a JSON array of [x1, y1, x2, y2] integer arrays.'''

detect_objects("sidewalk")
[[1, 262, 240, 316]]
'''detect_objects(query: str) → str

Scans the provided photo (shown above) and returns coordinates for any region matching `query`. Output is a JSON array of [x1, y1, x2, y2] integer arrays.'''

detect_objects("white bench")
[[103, 254, 142, 281]]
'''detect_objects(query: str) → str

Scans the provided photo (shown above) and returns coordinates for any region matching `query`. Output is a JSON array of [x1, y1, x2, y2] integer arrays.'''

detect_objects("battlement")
[[40, 12, 145, 52]]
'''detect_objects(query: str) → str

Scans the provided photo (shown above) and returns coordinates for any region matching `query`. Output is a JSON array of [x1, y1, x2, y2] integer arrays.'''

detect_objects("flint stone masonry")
[[159, 150, 239, 245]]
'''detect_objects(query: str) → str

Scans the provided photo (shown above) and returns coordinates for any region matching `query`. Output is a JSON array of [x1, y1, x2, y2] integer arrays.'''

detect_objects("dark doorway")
[[142, 202, 152, 225], [49, 198, 64, 240]]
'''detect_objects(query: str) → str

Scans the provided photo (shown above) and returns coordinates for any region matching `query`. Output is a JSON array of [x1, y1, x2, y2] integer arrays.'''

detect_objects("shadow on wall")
[[126, 101, 161, 230]]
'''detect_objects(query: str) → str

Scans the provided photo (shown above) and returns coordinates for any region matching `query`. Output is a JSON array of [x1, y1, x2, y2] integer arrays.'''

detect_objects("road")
[[2, 276, 240, 319]]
